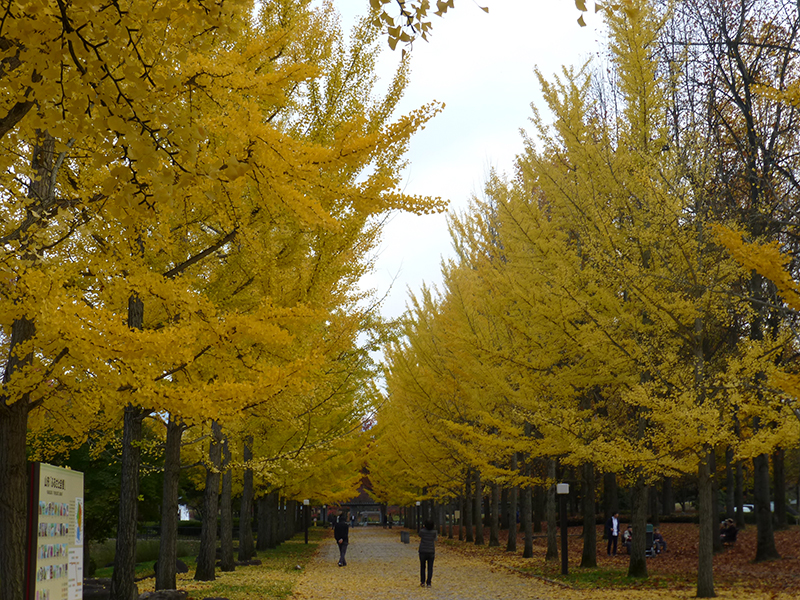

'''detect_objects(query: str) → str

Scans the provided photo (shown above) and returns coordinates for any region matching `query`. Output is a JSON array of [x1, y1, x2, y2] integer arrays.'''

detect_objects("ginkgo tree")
[[2, 0, 447, 598], [369, 2, 800, 597]]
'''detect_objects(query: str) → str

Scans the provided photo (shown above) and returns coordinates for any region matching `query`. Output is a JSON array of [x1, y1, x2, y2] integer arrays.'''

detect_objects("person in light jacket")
[[418, 519, 437, 587], [334, 514, 349, 566]]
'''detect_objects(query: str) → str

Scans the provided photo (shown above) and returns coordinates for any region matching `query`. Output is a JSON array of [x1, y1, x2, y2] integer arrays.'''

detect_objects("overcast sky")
[[336, 1, 606, 321]]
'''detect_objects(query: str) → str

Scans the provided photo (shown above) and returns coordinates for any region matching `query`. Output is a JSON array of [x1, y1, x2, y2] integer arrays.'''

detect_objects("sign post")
[[26, 463, 85, 600], [557, 483, 569, 576], [303, 499, 310, 544]]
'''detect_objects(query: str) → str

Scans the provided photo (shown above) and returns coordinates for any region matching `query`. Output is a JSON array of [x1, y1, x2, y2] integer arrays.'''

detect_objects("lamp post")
[[556, 483, 569, 575], [303, 499, 310, 544], [416, 501, 421, 531]]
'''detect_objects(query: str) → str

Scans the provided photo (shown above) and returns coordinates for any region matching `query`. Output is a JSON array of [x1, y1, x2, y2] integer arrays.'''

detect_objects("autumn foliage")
[[368, 0, 800, 598]]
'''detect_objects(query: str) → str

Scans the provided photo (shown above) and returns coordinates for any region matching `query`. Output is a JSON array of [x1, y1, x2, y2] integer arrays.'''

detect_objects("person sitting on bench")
[[720, 519, 737, 544], [622, 525, 633, 554], [653, 527, 667, 553]]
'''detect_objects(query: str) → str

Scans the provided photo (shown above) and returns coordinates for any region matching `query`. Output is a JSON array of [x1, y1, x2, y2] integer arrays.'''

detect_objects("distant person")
[[721, 519, 737, 544], [418, 519, 437, 587], [605, 512, 620, 555], [622, 525, 633, 554], [653, 527, 667, 553], [334, 514, 350, 566]]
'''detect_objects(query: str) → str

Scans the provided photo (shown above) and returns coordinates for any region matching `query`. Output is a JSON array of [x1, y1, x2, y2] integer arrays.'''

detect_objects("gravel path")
[[290, 527, 561, 600]]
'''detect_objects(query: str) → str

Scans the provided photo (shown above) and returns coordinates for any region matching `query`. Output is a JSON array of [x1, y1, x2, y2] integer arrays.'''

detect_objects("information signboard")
[[26, 463, 84, 600]]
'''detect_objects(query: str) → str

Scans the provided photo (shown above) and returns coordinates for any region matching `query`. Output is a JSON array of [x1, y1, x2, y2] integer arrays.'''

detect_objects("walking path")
[[290, 527, 561, 600]]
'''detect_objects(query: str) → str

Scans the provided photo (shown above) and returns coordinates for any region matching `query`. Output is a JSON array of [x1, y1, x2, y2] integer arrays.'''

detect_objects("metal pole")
[[560, 494, 568, 575], [303, 500, 309, 544]]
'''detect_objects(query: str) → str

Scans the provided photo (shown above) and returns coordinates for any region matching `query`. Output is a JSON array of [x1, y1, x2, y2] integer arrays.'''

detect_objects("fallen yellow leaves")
[[136, 528, 800, 600]]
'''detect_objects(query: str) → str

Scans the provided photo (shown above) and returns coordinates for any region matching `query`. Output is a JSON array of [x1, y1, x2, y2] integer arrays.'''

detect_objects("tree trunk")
[[110, 291, 146, 600], [489, 481, 500, 546], [711, 450, 723, 555], [256, 495, 269, 551], [580, 462, 597, 568], [603, 472, 619, 531], [270, 493, 279, 547], [649, 484, 660, 526], [277, 496, 286, 544], [0, 397, 30, 600], [1, 134, 58, 600], [289, 499, 297, 538], [500, 486, 509, 530], [773, 449, 787, 530], [110, 405, 146, 600], [506, 453, 518, 552], [448, 503, 453, 539], [533, 485, 544, 533], [238, 436, 255, 560], [725, 446, 735, 520], [662, 477, 673, 517], [219, 435, 235, 572], [474, 470, 484, 545], [156, 416, 185, 590], [627, 476, 648, 579], [291, 500, 299, 537], [465, 473, 474, 542], [546, 459, 558, 561], [194, 420, 223, 581], [280, 499, 289, 542], [697, 447, 716, 597], [753, 452, 780, 561], [458, 494, 464, 541], [734, 416, 745, 529]]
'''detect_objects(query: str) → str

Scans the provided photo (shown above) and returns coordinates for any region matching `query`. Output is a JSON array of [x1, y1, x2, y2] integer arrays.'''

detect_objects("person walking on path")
[[334, 514, 350, 566], [418, 519, 437, 587], [605, 512, 620, 556]]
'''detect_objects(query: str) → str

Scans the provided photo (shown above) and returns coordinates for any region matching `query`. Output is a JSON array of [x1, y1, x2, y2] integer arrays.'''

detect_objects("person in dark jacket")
[[334, 514, 349, 566], [605, 512, 620, 556], [418, 519, 437, 587]]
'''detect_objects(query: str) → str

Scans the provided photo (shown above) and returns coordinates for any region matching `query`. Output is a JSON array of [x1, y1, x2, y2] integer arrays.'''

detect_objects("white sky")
[[336, 1, 606, 321]]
